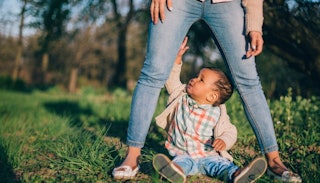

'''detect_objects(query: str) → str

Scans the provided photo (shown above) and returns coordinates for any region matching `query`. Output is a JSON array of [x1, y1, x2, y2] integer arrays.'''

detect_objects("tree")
[[111, 0, 133, 87], [108, 0, 150, 87], [29, 0, 72, 83], [263, 0, 320, 95], [184, 21, 220, 76], [12, 0, 30, 81], [66, 25, 118, 92], [82, 0, 149, 88]]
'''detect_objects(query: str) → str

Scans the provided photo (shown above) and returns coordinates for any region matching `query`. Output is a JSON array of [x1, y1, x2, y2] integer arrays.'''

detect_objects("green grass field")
[[0, 87, 319, 182]]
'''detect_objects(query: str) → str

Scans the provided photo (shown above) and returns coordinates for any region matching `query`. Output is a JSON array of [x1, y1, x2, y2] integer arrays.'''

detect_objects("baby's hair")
[[205, 67, 233, 106]]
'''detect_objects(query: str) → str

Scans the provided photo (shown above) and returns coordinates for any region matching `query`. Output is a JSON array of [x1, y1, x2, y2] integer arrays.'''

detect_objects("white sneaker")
[[112, 165, 139, 180], [267, 169, 302, 183]]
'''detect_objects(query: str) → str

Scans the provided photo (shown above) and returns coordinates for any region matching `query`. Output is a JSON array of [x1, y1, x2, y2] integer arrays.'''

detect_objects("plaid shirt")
[[165, 94, 221, 159]]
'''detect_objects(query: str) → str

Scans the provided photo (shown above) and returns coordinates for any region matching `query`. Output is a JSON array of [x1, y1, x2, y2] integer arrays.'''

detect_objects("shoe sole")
[[113, 176, 135, 180], [153, 154, 186, 183], [234, 157, 267, 183]]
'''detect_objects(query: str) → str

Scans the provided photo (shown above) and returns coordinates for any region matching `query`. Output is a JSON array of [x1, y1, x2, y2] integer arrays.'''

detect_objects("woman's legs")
[[203, 0, 277, 154], [117, 0, 202, 169]]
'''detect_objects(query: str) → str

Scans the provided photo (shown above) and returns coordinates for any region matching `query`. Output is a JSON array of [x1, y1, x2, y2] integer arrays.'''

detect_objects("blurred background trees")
[[263, 0, 320, 97], [0, 0, 319, 98]]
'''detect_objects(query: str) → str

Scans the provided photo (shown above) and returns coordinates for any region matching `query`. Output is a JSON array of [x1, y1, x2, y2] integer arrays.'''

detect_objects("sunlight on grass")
[[0, 88, 319, 182]]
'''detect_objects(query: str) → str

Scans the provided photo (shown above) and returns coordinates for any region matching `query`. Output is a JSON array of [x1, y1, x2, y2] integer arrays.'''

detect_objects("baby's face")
[[186, 68, 219, 104]]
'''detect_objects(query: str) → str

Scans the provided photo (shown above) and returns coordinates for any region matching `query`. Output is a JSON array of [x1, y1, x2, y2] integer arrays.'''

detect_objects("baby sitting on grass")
[[153, 37, 267, 183]]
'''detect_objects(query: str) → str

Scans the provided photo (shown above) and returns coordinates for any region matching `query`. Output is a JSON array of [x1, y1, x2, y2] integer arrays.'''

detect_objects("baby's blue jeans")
[[173, 155, 238, 181]]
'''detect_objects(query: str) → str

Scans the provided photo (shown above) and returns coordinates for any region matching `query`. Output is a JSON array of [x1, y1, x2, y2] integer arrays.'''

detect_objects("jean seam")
[[203, 15, 270, 154]]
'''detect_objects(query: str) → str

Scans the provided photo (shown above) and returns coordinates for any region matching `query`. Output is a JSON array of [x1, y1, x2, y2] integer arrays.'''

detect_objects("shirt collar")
[[186, 95, 212, 110]]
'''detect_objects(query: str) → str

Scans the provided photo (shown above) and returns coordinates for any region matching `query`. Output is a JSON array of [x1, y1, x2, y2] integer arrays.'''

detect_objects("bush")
[[0, 76, 29, 92]]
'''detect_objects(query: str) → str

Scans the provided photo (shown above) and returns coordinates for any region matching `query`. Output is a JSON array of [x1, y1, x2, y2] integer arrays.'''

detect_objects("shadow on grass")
[[43, 101, 129, 141], [44, 100, 166, 151], [0, 143, 19, 183], [100, 119, 168, 153], [43, 101, 93, 127], [0, 75, 57, 94], [102, 120, 129, 143], [43, 100, 167, 177], [44, 100, 132, 142]]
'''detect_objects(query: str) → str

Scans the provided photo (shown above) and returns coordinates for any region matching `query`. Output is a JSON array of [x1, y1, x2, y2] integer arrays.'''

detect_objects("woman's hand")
[[175, 37, 189, 64], [246, 31, 264, 58], [150, 0, 173, 24]]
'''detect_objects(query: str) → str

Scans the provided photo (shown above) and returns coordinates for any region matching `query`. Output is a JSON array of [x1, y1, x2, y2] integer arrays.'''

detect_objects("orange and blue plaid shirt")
[[165, 94, 221, 159]]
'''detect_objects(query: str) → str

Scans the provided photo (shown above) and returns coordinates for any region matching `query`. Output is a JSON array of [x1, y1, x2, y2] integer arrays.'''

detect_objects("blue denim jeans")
[[173, 155, 239, 181], [127, 0, 278, 154]]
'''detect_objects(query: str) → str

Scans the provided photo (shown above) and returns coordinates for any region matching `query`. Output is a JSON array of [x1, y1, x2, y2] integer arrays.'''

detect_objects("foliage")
[[269, 88, 320, 177], [0, 76, 29, 92], [29, 0, 71, 49], [0, 0, 319, 97], [263, 0, 320, 94], [255, 49, 314, 98], [0, 88, 319, 182]]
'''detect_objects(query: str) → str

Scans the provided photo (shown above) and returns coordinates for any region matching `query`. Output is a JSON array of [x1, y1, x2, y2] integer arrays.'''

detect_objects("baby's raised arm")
[[175, 37, 189, 64]]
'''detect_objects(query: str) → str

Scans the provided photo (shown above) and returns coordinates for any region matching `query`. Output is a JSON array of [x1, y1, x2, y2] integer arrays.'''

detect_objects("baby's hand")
[[212, 139, 226, 152], [175, 37, 189, 64]]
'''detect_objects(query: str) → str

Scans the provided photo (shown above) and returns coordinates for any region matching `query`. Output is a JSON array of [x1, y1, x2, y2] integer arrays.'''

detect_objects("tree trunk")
[[68, 67, 78, 93], [42, 53, 49, 72], [110, 0, 134, 88], [114, 28, 127, 87], [12, 0, 27, 80], [12, 48, 22, 81]]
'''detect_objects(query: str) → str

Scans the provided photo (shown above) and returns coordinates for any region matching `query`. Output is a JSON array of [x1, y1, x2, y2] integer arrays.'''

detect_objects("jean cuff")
[[126, 139, 145, 148]]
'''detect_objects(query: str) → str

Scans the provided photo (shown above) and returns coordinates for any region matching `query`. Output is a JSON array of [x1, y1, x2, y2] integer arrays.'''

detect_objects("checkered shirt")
[[165, 94, 221, 159]]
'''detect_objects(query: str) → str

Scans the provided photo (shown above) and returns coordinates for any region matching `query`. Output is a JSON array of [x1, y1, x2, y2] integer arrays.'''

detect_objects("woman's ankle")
[[121, 156, 140, 169], [120, 147, 141, 168], [266, 152, 288, 174]]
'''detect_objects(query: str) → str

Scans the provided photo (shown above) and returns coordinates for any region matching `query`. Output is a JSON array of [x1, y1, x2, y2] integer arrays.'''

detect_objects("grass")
[[0, 87, 319, 183]]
